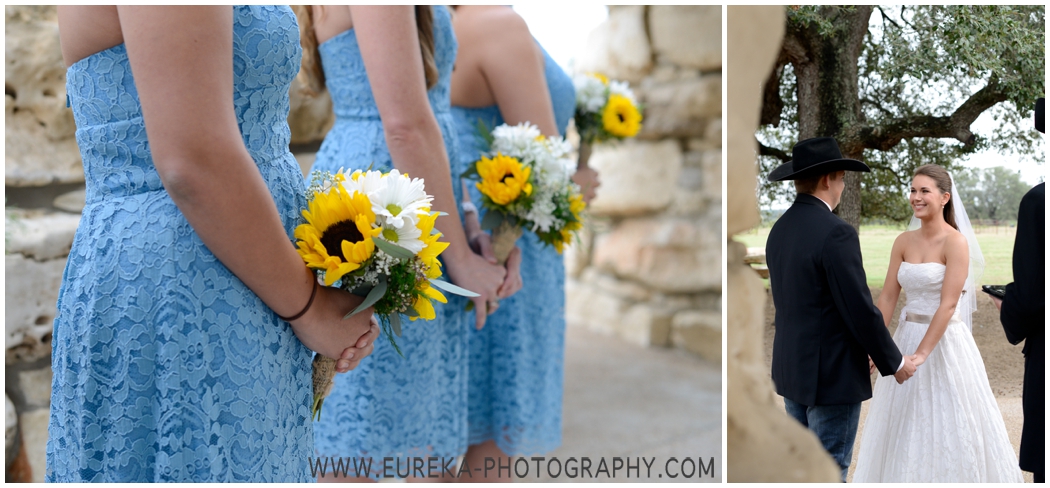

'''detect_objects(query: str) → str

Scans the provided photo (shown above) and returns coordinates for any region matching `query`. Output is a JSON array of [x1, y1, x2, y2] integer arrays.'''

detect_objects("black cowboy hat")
[[1036, 98, 1044, 134], [767, 137, 871, 182]]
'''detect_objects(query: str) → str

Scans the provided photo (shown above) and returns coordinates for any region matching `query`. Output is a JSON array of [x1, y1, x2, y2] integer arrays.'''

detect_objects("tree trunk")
[[786, 6, 872, 232]]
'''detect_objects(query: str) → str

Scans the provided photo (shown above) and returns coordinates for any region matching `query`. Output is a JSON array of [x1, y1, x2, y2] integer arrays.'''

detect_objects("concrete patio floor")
[[527, 326, 722, 483]]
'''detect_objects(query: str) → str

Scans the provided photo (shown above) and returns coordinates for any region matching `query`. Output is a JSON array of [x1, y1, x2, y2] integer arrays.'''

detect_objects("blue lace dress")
[[310, 6, 470, 464], [450, 44, 576, 455], [46, 6, 313, 482]]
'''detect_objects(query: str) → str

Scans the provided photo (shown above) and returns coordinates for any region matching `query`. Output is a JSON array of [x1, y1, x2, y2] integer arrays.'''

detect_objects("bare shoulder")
[[944, 227, 969, 252], [455, 6, 531, 44]]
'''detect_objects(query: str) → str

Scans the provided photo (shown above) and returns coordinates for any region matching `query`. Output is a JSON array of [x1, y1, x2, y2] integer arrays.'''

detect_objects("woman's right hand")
[[445, 250, 507, 330], [289, 285, 378, 369]]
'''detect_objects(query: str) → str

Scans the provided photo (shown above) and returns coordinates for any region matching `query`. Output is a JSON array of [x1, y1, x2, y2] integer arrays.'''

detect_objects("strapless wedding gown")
[[853, 262, 1023, 482]]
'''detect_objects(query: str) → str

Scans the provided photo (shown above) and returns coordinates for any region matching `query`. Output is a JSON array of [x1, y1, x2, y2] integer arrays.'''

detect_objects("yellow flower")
[[591, 73, 609, 85], [475, 153, 533, 206], [415, 211, 448, 280], [410, 281, 448, 321], [554, 193, 586, 254], [294, 185, 381, 286], [602, 94, 642, 138]]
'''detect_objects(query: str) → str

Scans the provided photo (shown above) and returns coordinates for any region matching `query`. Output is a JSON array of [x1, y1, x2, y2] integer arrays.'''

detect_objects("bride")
[[853, 164, 1023, 482]]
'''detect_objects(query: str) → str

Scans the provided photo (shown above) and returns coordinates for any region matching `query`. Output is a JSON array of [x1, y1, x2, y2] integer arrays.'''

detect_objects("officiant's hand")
[[894, 355, 918, 384], [990, 296, 1003, 311]]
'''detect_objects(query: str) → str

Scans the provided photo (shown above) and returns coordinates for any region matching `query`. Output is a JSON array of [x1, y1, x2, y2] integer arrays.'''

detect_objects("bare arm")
[[912, 232, 970, 362], [351, 6, 505, 327], [876, 233, 907, 328], [116, 6, 373, 361]]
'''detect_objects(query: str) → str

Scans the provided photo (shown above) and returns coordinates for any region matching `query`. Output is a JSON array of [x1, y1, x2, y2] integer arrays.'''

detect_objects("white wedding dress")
[[853, 262, 1023, 482]]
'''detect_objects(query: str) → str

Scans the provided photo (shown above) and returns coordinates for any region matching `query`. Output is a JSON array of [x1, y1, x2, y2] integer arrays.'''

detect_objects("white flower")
[[608, 80, 638, 106], [340, 169, 385, 197], [377, 216, 425, 254], [574, 74, 607, 113], [370, 169, 432, 230]]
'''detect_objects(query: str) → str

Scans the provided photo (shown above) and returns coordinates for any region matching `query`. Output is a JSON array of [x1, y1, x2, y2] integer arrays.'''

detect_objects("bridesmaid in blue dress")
[[47, 6, 378, 482], [293, 6, 512, 480], [449, 5, 595, 481]]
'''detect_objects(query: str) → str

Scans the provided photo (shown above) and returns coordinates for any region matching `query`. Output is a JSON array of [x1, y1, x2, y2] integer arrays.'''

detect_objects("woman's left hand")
[[572, 166, 600, 205]]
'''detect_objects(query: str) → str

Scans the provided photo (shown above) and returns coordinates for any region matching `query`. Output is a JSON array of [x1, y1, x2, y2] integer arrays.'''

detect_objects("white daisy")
[[371, 169, 433, 230], [574, 74, 607, 113], [608, 80, 638, 106]]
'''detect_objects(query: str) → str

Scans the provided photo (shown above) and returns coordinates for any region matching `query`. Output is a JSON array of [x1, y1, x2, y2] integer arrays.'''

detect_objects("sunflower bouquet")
[[295, 168, 478, 419], [573, 73, 643, 144], [463, 122, 586, 264]]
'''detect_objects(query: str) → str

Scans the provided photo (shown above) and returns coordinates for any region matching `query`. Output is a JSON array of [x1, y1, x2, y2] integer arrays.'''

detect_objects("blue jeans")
[[784, 398, 861, 482]]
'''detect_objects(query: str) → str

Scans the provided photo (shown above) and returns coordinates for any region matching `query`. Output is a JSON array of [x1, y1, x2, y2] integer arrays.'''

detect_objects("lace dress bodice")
[[898, 262, 961, 319]]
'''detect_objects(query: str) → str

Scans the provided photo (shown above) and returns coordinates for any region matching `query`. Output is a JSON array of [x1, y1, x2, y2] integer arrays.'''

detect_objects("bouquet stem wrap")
[[491, 219, 524, 265], [312, 354, 336, 421], [577, 141, 593, 169]]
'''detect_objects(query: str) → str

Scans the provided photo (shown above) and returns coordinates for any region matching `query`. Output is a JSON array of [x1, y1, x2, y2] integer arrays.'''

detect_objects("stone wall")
[[566, 5, 722, 363], [725, 6, 840, 482]]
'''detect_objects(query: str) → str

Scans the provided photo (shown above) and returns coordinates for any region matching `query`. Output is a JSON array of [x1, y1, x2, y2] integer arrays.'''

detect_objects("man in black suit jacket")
[[994, 98, 1044, 482], [765, 137, 917, 482]]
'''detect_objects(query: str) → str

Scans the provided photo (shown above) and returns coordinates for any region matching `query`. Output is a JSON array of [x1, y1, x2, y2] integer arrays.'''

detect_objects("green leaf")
[[373, 238, 415, 260], [480, 209, 504, 231], [344, 276, 387, 319], [429, 278, 481, 297], [404, 306, 420, 318], [461, 165, 479, 179], [390, 313, 402, 337]]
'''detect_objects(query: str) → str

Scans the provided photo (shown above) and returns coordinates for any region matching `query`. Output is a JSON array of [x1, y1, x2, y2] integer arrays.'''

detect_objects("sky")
[[513, 4, 608, 76]]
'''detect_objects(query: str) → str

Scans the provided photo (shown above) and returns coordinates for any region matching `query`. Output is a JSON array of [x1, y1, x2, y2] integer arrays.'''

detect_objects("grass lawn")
[[736, 224, 1016, 288]]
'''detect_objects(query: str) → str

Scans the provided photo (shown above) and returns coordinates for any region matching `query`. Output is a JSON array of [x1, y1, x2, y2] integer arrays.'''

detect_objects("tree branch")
[[876, 6, 902, 30], [757, 139, 792, 162], [760, 55, 788, 127], [853, 76, 1008, 151]]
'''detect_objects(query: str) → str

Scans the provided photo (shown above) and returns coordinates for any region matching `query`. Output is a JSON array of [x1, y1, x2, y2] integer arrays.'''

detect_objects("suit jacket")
[[767, 193, 903, 406], [1001, 182, 1044, 474]]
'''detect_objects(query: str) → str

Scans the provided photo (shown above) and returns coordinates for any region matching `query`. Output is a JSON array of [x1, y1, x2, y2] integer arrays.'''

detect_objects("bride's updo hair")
[[913, 164, 957, 231], [292, 6, 439, 96]]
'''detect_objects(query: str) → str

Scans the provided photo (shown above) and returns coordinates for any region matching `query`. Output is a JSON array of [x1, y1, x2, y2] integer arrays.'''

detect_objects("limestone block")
[[288, 80, 334, 145], [592, 218, 720, 293], [5, 254, 64, 352], [669, 189, 706, 217], [705, 118, 723, 145], [5, 394, 16, 465], [19, 408, 48, 483], [294, 151, 316, 178], [565, 278, 628, 335], [575, 6, 652, 84], [672, 310, 722, 362], [18, 368, 52, 409], [585, 268, 653, 302], [562, 226, 593, 279], [5, 209, 81, 260], [638, 75, 721, 139], [52, 188, 86, 213], [727, 6, 781, 236], [587, 140, 682, 217], [678, 166, 704, 191], [5, 6, 83, 186], [649, 6, 722, 72], [619, 303, 672, 347], [703, 149, 722, 198]]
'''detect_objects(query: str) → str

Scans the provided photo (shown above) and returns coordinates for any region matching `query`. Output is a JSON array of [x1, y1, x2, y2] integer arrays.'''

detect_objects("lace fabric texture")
[[308, 6, 473, 462], [47, 6, 315, 482], [853, 262, 1024, 482], [449, 43, 576, 456]]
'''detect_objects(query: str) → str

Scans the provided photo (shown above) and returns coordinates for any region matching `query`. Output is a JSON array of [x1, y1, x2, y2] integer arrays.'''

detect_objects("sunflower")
[[602, 94, 642, 138], [476, 153, 533, 206], [591, 72, 610, 85], [294, 185, 382, 286], [554, 193, 586, 253], [415, 211, 449, 280]]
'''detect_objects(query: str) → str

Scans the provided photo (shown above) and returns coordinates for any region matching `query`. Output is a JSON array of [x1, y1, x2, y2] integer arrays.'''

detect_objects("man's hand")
[[894, 355, 918, 384], [991, 295, 1003, 311], [868, 356, 876, 375]]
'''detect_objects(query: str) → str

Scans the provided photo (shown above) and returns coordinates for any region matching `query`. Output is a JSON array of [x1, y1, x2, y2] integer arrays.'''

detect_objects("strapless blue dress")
[[47, 6, 314, 482], [309, 6, 471, 464], [450, 43, 576, 455]]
